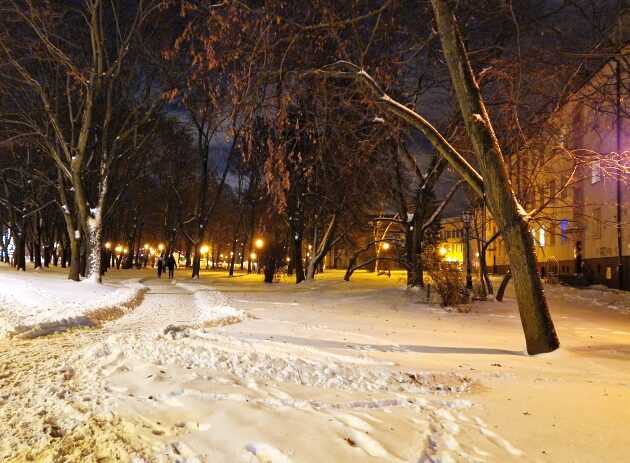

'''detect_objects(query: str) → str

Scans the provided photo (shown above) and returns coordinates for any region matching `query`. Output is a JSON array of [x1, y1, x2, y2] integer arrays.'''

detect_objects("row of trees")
[[1, 0, 626, 353]]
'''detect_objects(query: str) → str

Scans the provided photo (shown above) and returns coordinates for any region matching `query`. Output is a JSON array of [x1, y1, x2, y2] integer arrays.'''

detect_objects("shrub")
[[426, 261, 469, 308]]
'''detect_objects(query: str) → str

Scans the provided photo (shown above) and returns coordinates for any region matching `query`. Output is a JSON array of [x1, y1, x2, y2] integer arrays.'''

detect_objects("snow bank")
[[174, 281, 250, 327], [545, 283, 630, 314], [1, 279, 147, 339]]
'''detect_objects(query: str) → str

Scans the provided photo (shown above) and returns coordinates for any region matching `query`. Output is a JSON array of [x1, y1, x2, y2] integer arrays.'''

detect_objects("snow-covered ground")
[[0, 267, 146, 339], [0, 264, 628, 462]]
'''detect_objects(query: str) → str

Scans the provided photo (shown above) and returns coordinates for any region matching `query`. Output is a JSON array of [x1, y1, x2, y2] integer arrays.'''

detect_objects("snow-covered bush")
[[427, 262, 469, 308]]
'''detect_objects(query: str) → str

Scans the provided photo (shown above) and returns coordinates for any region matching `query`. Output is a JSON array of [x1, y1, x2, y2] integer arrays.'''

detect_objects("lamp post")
[[254, 238, 264, 274], [615, 57, 624, 290], [462, 211, 473, 290], [200, 245, 209, 269]]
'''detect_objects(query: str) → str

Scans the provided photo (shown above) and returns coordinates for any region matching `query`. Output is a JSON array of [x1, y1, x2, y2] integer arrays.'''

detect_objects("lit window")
[[539, 228, 545, 247]]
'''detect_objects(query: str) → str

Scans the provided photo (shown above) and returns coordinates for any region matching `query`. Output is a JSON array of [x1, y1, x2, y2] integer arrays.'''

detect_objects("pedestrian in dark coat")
[[167, 254, 176, 279], [157, 255, 164, 278]]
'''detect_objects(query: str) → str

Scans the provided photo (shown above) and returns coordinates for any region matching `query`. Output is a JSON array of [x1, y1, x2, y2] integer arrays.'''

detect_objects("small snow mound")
[[175, 282, 249, 326], [245, 443, 293, 463], [9, 316, 94, 339]]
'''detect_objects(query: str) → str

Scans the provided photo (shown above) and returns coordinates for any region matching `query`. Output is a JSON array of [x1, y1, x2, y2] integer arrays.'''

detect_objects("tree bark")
[[496, 270, 512, 302], [429, 0, 558, 354]]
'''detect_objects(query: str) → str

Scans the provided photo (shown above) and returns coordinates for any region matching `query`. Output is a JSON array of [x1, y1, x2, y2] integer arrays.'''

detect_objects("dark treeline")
[[0, 0, 626, 352]]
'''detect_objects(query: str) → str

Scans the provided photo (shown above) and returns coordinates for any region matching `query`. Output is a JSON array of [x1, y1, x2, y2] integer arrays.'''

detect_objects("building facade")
[[438, 46, 630, 289]]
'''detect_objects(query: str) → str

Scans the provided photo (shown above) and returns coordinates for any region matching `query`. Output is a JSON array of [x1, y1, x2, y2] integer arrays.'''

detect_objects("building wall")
[[437, 49, 630, 289]]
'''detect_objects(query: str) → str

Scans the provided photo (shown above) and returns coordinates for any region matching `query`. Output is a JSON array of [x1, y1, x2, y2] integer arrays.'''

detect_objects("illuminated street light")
[[250, 252, 257, 260], [123, 248, 129, 254], [200, 245, 209, 254], [439, 247, 447, 256], [382, 242, 391, 250], [115, 245, 123, 254], [105, 242, 111, 250], [254, 238, 264, 249], [144, 244, 149, 250]]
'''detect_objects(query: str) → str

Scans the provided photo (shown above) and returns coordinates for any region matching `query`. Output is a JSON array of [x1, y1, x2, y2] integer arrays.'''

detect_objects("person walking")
[[157, 255, 164, 278], [167, 254, 176, 279]]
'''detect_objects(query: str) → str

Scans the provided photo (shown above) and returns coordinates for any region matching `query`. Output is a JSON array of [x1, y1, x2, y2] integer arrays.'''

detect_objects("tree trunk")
[[496, 270, 512, 302], [430, 0, 558, 354], [14, 232, 26, 271], [289, 218, 305, 283], [306, 213, 337, 279], [68, 236, 81, 281]]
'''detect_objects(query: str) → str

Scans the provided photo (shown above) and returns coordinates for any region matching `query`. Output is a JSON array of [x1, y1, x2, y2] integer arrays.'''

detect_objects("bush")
[[426, 261, 469, 308]]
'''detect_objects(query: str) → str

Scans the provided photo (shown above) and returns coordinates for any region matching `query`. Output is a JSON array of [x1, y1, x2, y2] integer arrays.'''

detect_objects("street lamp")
[[382, 242, 391, 250], [462, 211, 473, 290], [158, 243, 164, 252], [254, 238, 264, 249], [200, 244, 209, 269], [105, 242, 111, 250]]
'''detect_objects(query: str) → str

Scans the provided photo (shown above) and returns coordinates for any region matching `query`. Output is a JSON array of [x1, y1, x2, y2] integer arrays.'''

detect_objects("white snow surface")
[[0, 269, 146, 338], [0, 266, 628, 463]]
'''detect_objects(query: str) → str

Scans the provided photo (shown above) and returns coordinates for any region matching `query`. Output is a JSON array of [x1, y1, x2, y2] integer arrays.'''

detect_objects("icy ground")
[[0, 265, 628, 462]]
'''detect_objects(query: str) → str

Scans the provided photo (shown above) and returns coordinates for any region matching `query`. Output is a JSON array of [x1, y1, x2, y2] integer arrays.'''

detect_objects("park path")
[[0, 276, 204, 461]]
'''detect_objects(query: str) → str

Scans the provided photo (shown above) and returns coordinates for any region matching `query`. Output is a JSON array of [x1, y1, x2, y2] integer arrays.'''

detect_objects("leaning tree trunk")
[[430, 0, 558, 354], [306, 213, 337, 280], [496, 270, 512, 302]]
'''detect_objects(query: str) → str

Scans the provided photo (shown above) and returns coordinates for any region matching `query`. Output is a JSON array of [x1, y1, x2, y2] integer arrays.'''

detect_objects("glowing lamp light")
[[254, 238, 264, 249], [200, 245, 209, 254], [105, 242, 111, 250], [144, 244, 149, 250], [250, 252, 257, 260], [382, 242, 391, 250], [286, 257, 291, 262], [439, 247, 447, 256], [115, 245, 123, 254], [123, 248, 128, 254]]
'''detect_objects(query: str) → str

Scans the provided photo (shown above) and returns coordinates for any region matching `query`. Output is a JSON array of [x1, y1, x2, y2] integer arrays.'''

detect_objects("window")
[[592, 208, 602, 239], [591, 160, 602, 184], [560, 220, 568, 243], [573, 187, 583, 206], [539, 227, 546, 247]]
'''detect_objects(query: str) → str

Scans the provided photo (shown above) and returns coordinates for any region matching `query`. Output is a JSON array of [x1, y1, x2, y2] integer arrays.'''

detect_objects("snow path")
[[0, 278, 220, 460], [3, 268, 628, 462], [0, 276, 509, 462]]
